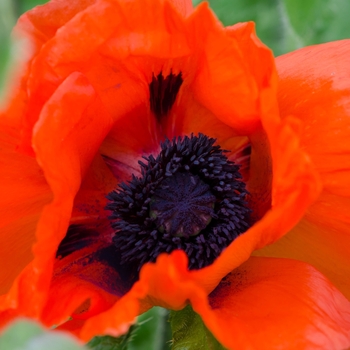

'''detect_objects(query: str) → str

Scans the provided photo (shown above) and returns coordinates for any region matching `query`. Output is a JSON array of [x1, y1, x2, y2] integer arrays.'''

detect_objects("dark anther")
[[106, 134, 251, 271], [149, 71, 183, 122]]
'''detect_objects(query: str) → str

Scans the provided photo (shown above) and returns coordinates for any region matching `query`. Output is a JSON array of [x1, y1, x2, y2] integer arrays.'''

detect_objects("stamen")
[[107, 134, 251, 271], [149, 71, 183, 121]]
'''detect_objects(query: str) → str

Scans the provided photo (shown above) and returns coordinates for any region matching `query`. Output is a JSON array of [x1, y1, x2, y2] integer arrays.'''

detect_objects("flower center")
[[107, 134, 251, 271], [149, 172, 216, 237]]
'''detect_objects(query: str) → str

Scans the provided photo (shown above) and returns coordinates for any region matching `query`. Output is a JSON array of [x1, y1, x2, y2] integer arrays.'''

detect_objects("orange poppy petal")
[[255, 211, 350, 300], [56, 318, 86, 337], [190, 9, 261, 136], [69, 154, 117, 223], [168, 0, 193, 17], [203, 257, 350, 349], [0, 89, 52, 294], [255, 39, 350, 300], [9, 0, 99, 154], [276, 40, 350, 202], [224, 22, 278, 222], [42, 246, 119, 327], [23, 0, 97, 41], [16, 0, 127, 152], [42, 219, 137, 327], [0, 72, 113, 316], [0, 124, 52, 295], [78, 253, 350, 350], [189, 24, 321, 294], [79, 250, 207, 340]]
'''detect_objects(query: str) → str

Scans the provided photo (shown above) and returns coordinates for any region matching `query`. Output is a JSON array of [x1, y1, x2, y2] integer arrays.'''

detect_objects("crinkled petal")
[[190, 12, 261, 135], [16, 0, 136, 152], [189, 23, 321, 293], [255, 40, 350, 300]]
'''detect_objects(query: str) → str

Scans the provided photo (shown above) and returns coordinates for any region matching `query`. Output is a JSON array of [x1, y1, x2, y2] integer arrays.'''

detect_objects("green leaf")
[[170, 305, 226, 350], [87, 325, 137, 350], [87, 335, 131, 350], [129, 307, 171, 350], [0, 319, 86, 350], [88, 307, 171, 350]]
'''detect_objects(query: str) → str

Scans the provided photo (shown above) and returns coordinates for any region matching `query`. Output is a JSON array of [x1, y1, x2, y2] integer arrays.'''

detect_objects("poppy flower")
[[1, 0, 350, 349]]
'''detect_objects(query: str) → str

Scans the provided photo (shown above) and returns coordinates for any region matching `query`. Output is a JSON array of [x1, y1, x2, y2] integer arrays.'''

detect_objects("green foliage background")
[[195, 0, 350, 55], [1, 0, 350, 349]]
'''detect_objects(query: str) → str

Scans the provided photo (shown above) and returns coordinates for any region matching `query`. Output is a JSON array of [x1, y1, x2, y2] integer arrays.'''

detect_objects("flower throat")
[[106, 134, 251, 270]]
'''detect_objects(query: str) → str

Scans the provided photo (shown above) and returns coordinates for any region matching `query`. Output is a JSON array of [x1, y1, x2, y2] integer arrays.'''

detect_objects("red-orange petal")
[[0, 118, 52, 295], [204, 257, 350, 349], [23, 0, 97, 41], [276, 40, 350, 182], [42, 244, 119, 327], [255, 40, 350, 300], [78, 253, 350, 350], [79, 250, 206, 340], [15, 0, 137, 153], [0, 72, 113, 316], [168, 0, 193, 17], [7, 0, 98, 154]]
